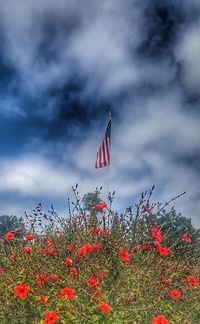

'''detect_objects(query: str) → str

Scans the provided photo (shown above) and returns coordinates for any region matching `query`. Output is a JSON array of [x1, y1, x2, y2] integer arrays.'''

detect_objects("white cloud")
[[0, 0, 199, 228], [0, 155, 75, 197], [175, 22, 200, 93], [0, 0, 175, 105], [115, 91, 200, 162]]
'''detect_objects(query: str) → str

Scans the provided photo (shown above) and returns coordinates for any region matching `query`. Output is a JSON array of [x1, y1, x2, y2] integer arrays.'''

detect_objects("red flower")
[[59, 287, 75, 300], [95, 203, 107, 211], [78, 243, 93, 257], [141, 204, 152, 213], [170, 290, 181, 299], [132, 246, 140, 253], [50, 274, 60, 282], [150, 227, 162, 243], [181, 234, 192, 243], [45, 239, 53, 247], [100, 230, 109, 237], [119, 247, 130, 262], [40, 295, 46, 303], [43, 248, 55, 256], [36, 274, 48, 285], [157, 245, 169, 257], [152, 222, 158, 227], [154, 232, 162, 243], [150, 227, 158, 236], [90, 227, 102, 234], [66, 244, 73, 252], [70, 268, 78, 277], [41, 273, 48, 280], [0, 268, 5, 274], [94, 290, 102, 299], [48, 248, 55, 255], [161, 277, 171, 286], [99, 271, 105, 278], [5, 232, 15, 240], [15, 283, 30, 299], [24, 234, 35, 241], [152, 315, 168, 324], [98, 301, 112, 313], [45, 239, 54, 247], [10, 253, 17, 260], [65, 258, 72, 267], [88, 277, 99, 286], [35, 277, 42, 285], [154, 241, 160, 248], [23, 246, 32, 254], [92, 243, 102, 252], [45, 310, 60, 324], [143, 243, 152, 251], [186, 276, 198, 287]]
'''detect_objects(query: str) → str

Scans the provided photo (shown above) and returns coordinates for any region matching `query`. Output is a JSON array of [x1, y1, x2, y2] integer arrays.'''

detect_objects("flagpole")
[[95, 110, 111, 202], [103, 165, 107, 202], [105, 110, 111, 201]]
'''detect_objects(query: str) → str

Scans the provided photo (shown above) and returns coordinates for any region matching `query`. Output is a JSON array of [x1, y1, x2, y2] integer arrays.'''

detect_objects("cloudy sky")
[[0, 0, 199, 227]]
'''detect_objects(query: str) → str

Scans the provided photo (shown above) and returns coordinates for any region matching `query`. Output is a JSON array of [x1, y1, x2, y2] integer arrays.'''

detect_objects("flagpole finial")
[[108, 110, 112, 120]]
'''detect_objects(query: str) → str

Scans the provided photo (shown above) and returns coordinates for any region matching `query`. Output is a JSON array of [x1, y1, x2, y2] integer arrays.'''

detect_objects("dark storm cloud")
[[0, 0, 199, 227], [0, 0, 195, 121], [137, 1, 184, 58]]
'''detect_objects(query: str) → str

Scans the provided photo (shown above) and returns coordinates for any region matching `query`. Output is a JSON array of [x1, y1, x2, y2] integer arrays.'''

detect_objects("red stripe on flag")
[[95, 119, 111, 169], [102, 140, 106, 167]]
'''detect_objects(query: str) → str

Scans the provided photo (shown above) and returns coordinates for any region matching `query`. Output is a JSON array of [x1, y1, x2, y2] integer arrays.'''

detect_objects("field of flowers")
[[0, 187, 199, 323]]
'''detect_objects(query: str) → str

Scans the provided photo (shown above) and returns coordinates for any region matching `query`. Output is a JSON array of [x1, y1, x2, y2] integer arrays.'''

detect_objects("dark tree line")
[[0, 215, 25, 238]]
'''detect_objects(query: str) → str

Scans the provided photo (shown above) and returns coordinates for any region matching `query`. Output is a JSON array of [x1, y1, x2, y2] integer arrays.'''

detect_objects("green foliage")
[[82, 188, 101, 211], [0, 187, 199, 323], [0, 215, 25, 238], [159, 210, 200, 243]]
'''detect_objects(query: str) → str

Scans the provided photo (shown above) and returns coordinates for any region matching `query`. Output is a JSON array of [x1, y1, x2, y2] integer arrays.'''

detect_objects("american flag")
[[95, 119, 111, 169]]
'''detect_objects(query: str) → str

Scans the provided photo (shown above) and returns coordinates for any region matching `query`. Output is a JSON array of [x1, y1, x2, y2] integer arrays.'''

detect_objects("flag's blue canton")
[[105, 120, 111, 138]]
